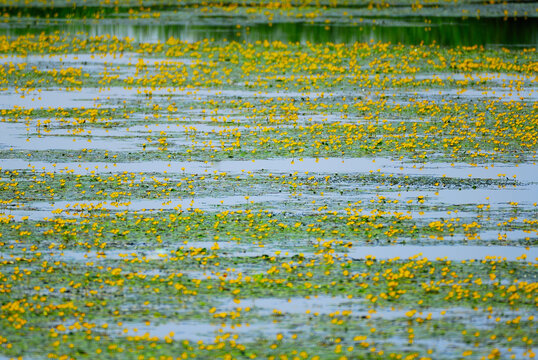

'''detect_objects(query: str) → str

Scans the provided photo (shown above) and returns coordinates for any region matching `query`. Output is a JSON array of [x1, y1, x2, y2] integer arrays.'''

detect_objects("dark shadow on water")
[[1, 17, 536, 46]]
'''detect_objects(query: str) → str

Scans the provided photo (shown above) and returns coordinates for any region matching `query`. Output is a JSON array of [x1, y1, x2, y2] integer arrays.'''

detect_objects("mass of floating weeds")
[[0, 1, 537, 360]]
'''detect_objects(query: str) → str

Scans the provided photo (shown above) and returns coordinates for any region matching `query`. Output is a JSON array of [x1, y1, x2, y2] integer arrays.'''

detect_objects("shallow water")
[[0, 86, 329, 110], [3, 156, 536, 179], [0, 89, 100, 109], [346, 245, 536, 262], [118, 319, 301, 343], [219, 295, 355, 315], [27, 193, 289, 212], [0, 53, 193, 66], [3, 242, 534, 263], [365, 185, 538, 208], [0, 123, 144, 151], [410, 88, 538, 102]]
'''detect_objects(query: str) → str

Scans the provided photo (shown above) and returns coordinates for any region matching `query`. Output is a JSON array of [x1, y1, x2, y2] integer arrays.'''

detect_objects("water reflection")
[[1, 17, 536, 46]]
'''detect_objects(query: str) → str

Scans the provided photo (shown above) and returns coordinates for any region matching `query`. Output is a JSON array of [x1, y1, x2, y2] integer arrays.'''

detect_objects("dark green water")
[[1, 16, 536, 46]]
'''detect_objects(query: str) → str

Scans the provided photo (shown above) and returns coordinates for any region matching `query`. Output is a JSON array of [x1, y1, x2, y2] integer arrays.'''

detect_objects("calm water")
[[1, 16, 536, 46]]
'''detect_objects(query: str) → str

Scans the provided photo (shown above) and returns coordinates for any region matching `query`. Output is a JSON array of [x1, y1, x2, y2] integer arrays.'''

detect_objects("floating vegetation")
[[0, 1, 537, 359]]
